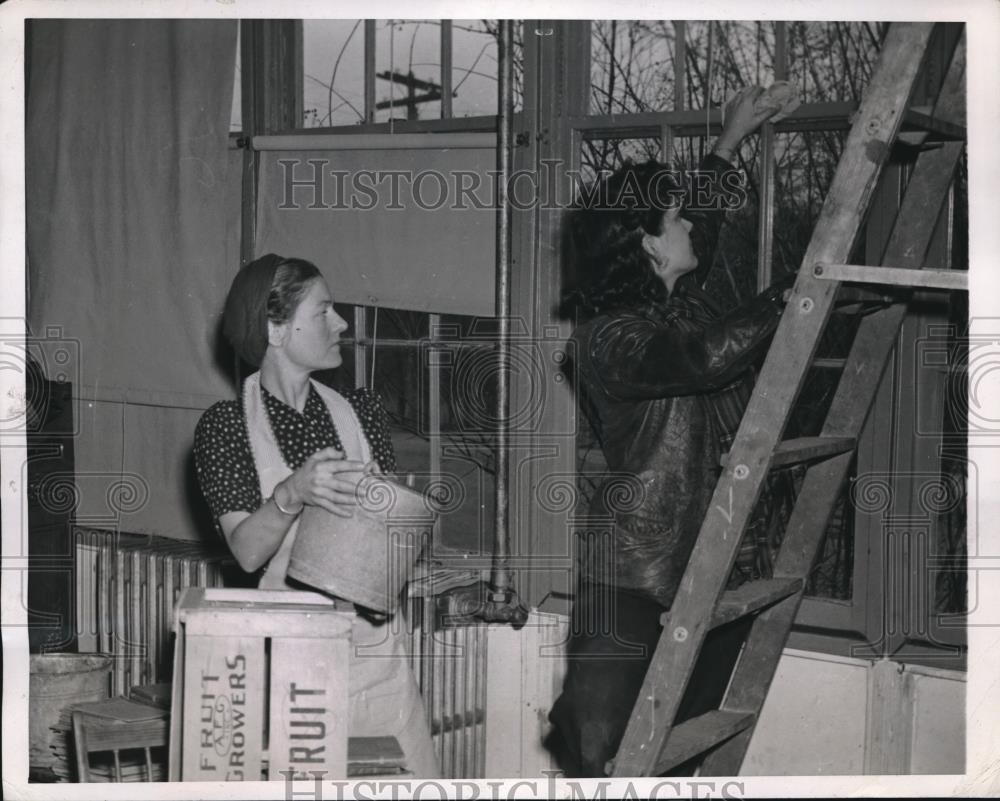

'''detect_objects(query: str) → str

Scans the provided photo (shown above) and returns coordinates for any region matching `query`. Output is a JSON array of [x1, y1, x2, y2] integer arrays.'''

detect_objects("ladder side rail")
[[698, 27, 967, 777], [610, 21, 938, 778], [698, 139, 966, 777]]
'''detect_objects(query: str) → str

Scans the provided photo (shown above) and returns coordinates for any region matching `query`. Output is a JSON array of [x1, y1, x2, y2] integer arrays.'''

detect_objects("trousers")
[[547, 581, 749, 777]]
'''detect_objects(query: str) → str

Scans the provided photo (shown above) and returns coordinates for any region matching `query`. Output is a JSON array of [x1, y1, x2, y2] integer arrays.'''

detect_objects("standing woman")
[[548, 89, 795, 776], [194, 254, 438, 778]]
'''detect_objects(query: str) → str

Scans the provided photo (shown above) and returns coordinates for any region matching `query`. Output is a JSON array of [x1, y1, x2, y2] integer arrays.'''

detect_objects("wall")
[[486, 609, 966, 777], [743, 650, 965, 775], [25, 22, 243, 543]]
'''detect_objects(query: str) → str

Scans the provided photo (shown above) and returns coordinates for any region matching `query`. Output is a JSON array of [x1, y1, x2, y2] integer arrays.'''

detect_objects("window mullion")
[[441, 20, 453, 119], [354, 307, 368, 390], [364, 20, 376, 124], [673, 21, 686, 111]]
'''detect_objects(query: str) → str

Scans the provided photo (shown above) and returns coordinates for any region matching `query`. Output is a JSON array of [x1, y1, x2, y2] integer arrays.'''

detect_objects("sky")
[[232, 19, 501, 130]]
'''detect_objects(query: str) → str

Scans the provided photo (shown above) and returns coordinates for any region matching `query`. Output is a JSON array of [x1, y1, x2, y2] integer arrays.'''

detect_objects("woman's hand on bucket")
[[279, 447, 373, 518]]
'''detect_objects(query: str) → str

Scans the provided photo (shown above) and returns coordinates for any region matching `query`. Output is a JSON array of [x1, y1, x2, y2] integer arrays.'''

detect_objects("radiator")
[[74, 528, 231, 696], [74, 528, 490, 778], [407, 594, 489, 779]]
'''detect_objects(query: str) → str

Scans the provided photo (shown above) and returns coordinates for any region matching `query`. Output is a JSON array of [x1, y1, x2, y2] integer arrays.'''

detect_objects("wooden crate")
[[168, 587, 353, 781]]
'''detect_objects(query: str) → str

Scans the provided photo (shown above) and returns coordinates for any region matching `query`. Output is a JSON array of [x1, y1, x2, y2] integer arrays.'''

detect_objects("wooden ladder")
[[609, 21, 967, 778]]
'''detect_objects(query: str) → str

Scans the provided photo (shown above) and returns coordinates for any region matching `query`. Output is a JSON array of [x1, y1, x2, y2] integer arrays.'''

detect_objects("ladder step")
[[814, 262, 968, 291], [653, 710, 757, 775], [832, 285, 896, 314], [837, 285, 896, 304], [658, 577, 804, 629], [771, 436, 856, 468], [712, 577, 804, 628], [719, 436, 855, 469], [900, 108, 966, 143]]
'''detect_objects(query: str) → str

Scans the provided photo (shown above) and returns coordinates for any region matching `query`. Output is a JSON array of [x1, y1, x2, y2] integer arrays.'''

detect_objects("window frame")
[[237, 18, 968, 667], [561, 21, 966, 670]]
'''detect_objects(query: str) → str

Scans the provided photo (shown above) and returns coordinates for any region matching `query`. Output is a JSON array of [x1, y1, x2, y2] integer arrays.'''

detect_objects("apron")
[[242, 372, 439, 778]]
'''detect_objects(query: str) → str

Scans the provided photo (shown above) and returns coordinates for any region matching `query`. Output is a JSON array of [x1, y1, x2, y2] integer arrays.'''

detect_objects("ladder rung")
[[719, 437, 855, 470], [832, 302, 890, 316], [838, 285, 895, 303], [658, 578, 804, 630], [900, 108, 966, 143], [653, 710, 757, 774], [814, 263, 968, 291], [771, 436, 856, 468], [833, 285, 896, 312], [711, 577, 804, 628]]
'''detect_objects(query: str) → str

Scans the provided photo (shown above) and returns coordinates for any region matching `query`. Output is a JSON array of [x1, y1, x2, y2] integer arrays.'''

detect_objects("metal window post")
[[489, 18, 515, 601]]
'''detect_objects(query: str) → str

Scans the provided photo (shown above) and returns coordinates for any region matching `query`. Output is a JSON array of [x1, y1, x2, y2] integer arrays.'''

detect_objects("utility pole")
[[375, 70, 450, 120]]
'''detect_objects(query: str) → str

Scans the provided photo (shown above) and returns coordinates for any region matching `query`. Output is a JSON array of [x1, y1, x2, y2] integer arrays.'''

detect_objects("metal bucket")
[[287, 475, 437, 614], [29, 653, 112, 774]]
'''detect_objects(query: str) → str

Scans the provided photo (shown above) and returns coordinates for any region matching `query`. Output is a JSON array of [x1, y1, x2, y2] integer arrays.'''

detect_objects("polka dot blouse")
[[194, 383, 396, 522]]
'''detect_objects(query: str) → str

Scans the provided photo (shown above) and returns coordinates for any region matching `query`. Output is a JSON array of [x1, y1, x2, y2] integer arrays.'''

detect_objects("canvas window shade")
[[27, 19, 240, 408], [26, 20, 240, 539], [254, 141, 497, 316]]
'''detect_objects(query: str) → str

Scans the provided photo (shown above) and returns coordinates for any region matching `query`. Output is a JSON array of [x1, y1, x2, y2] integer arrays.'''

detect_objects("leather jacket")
[[570, 155, 787, 608]]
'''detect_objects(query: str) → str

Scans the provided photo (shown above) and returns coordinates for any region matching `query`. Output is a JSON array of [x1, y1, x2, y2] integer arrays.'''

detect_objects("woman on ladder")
[[549, 87, 796, 777]]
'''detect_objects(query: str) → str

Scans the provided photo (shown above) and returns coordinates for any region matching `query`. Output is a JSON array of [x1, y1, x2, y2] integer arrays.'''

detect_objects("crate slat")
[[267, 637, 349, 780], [179, 634, 266, 781]]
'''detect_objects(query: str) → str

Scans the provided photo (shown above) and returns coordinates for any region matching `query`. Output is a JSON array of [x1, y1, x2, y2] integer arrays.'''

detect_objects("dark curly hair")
[[560, 160, 684, 319]]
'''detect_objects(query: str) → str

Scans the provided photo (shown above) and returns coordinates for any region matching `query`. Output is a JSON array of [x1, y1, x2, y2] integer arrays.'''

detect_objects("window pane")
[[448, 20, 522, 118], [328, 308, 499, 555], [933, 214, 968, 616], [230, 25, 242, 132], [590, 20, 675, 114], [772, 130, 846, 274], [718, 21, 777, 93], [433, 314, 498, 555], [585, 21, 881, 115], [374, 19, 442, 123], [785, 21, 884, 103], [451, 20, 497, 117], [588, 21, 785, 115], [579, 136, 662, 184], [682, 133, 762, 307], [302, 19, 366, 127], [934, 459, 967, 614], [683, 21, 714, 109], [806, 485, 857, 599], [369, 307, 430, 341], [435, 342, 497, 554], [302, 19, 519, 127], [685, 21, 779, 110]]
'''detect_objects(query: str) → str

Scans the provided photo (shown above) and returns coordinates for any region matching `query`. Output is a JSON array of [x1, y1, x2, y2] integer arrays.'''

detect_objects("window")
[[302, 20, 366, 127], [242, 21, 968, 662], [590, 21, 675, 114], [299, 19, 520, 130], [316, 308, 498, 556], [373, 20, 442, 123], [574, 20, 967, 667], [785, 21, 884, 102], [244, 19, 517, 555], [451, 20, 506, 117]]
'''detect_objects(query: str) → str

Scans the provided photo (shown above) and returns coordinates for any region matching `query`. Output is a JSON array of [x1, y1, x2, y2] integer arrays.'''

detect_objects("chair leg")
[[113, 751, 122, 782], [145, 747, 153, 781]]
